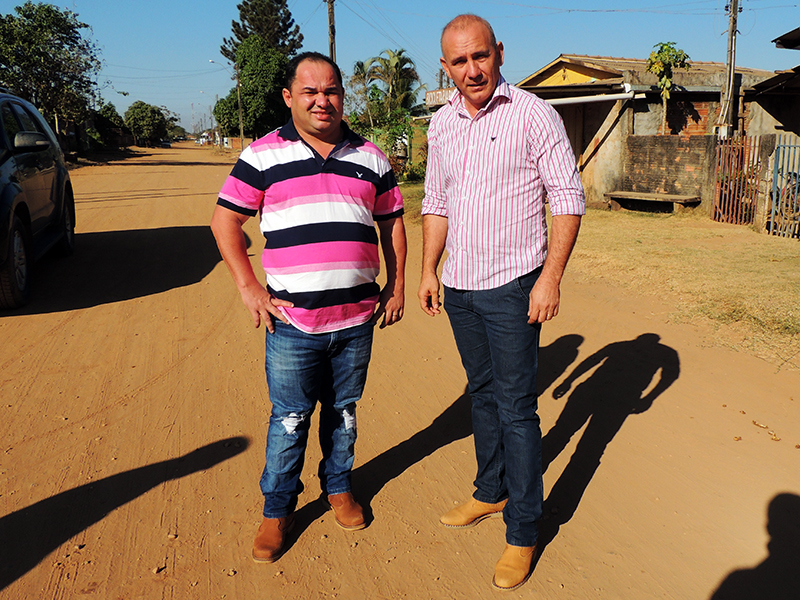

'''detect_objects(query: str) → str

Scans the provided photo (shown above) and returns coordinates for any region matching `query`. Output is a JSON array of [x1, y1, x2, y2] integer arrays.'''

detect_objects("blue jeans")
[[444, 269, 543, 547], [260, 319, 374, 518]]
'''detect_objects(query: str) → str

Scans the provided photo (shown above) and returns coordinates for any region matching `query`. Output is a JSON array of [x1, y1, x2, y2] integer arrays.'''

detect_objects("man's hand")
[[528, 214, 582, 324], [418, 271, 442, 316], [211, 205, 294, 334], [372, 284, 405, 328], [239, 282, 293, 333], [527, 274, 560, 324], [419, 214, 447, 317]]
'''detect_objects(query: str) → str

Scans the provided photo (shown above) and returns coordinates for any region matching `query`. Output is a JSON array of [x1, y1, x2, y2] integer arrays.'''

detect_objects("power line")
[[339, 0, 441, 79]]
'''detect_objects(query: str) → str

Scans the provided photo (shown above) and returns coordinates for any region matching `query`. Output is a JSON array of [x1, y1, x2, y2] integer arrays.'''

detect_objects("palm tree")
[[349, 60, 375, 130], [364, 49, 424, 115]]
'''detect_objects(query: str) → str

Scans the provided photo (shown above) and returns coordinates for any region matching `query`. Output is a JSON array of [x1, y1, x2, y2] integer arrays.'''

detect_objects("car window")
[[12, 103, 44, 134], [1, 103, 21, 148]]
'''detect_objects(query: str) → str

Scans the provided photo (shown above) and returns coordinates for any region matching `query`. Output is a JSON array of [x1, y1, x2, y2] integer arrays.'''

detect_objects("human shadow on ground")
[[0, 436, 249, 591], [538, 333, 680, 548], [709, 493, 800, 600], [284, 334, 585, 549], [0, 226, 248, 316]]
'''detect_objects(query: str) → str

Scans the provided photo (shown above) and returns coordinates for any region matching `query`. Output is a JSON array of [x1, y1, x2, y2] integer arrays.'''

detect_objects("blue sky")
[[2, 0, 797, 130]]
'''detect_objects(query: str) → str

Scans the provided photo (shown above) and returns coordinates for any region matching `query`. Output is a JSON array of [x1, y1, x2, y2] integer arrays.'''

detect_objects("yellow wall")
[[534, 64, 618, 87]]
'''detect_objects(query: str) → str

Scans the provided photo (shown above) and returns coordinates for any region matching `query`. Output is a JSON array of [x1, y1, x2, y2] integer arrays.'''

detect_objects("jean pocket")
[[513, 268, 541, 300]]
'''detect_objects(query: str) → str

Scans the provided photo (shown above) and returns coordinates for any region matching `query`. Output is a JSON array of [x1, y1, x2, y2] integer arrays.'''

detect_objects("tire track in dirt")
[[4, 288, 239, 453]]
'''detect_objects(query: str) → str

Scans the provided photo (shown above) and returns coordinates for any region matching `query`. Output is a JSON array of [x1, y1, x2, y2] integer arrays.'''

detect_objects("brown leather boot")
[[327, 492, 366, 530], [252, 515, 295, 563], [492, 544, 537, 591], [440, 498, 507, 528]]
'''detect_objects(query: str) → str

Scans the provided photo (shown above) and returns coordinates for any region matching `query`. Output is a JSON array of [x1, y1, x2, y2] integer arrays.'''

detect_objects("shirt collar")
[[448, 75, 511, 116], [278, 118, 363, 148]]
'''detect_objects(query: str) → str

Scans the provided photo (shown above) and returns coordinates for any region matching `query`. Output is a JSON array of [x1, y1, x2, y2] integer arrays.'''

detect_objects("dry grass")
[[400, 182, 800, 369], [399, 181, 425, 224], [569, 209, 800, 368]]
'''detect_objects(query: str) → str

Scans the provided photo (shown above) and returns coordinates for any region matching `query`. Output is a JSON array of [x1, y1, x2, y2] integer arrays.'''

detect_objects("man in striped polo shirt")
[[418, 15, 585, 591], [211, 52, 406, 563]]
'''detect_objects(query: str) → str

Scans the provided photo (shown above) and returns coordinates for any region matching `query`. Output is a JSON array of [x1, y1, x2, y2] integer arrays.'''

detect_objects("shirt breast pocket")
[[482, 127, 526, 178]]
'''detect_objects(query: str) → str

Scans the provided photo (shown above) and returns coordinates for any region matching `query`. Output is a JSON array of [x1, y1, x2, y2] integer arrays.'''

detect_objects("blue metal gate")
[[769, 135, 800, 238]]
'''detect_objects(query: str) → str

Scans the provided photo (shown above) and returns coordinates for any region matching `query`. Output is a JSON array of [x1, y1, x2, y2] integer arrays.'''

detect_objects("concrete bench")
[[604, 191, 701, 212]]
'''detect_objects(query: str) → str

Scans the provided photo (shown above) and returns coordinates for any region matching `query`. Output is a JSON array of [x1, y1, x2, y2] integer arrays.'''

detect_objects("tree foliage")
[[124, 101, 168, 146], [0, 1, 101, 128], [220, 0, 302, 63], [98, 102, 124, 127], [214, 36, 288, 140], [347, 49, 425, 159], [646, 42, 690, 134]]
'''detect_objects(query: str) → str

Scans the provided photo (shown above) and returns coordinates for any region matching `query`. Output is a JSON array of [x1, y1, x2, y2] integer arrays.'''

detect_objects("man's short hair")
[[440, 14, 497, 55], [286, 52, 343, 89]]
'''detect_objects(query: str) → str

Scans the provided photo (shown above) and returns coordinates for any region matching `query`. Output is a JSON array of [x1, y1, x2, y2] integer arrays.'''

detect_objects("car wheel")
[[0, 215, 32, 309], [57, 189, 76, 256]]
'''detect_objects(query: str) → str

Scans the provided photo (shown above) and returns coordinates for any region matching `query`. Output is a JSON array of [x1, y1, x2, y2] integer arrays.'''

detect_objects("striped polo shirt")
[[218, 120, 404, 334], [423, 77, 585, 291]]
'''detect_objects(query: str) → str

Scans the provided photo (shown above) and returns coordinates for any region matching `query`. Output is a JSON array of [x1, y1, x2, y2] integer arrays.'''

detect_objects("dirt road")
[[1, 143, 798, 599]]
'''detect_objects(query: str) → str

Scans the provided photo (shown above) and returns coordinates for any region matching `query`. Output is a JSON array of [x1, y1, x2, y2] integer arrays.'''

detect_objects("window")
[[1, 103, 21, 148], [12, 103, 44, 134]]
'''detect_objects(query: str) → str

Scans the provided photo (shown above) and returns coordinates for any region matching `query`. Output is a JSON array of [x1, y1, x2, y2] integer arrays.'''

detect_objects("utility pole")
[[235, 63, 244, 151], [328, 0, 336, 62], [209, 59, 245, 150], [719, 0, 740, 137], [215, 94, 221, 147]]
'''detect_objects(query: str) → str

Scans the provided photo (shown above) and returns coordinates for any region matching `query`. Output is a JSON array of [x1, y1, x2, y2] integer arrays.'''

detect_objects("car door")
[[10, 102, 57, 234]]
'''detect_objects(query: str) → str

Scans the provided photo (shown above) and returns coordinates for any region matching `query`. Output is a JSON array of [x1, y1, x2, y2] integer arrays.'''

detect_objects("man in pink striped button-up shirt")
[[418, 14, 585, 591]]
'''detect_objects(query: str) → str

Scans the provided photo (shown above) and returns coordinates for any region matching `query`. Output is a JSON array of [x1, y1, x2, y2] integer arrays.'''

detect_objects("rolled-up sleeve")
[[422, 118, 448, 217], [528, 103, 585, 217]]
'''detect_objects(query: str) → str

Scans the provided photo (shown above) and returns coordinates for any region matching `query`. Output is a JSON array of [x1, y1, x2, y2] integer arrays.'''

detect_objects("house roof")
[[517, 54, 775, 93], [753, 65, 800, 95], [772, 27, 800, 50]]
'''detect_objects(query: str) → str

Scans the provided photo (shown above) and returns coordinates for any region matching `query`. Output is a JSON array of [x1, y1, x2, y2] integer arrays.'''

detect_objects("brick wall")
[[623, 135, 717, 207], [663, 100, 721, 135]]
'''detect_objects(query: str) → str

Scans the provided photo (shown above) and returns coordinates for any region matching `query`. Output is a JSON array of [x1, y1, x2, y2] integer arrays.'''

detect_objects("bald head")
[[439, 13, 504, 116], [440, 14, 496, 55]]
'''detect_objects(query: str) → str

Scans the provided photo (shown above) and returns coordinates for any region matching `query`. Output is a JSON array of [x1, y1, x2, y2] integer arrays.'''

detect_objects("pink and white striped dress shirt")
[[422, 78, 585, 290]]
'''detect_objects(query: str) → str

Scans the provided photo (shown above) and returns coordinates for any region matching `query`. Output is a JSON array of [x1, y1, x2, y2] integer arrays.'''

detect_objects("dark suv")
[[0, 91, 75, 309]]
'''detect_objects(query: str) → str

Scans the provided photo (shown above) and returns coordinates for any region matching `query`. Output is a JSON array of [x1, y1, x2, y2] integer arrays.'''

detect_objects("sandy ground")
[[1, 143, 798, 599]]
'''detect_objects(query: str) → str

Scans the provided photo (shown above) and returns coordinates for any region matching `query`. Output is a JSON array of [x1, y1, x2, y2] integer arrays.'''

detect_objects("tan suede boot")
[[328, 492, 366, 530], [492, 543, 537, 591], [440, 498, 507, 528], [252, 515, 295, 563]]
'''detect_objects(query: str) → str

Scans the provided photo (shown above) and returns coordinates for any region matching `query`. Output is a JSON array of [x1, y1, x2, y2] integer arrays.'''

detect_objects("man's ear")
[[440, 56, 451, 81], [497, 42, 505, 67], [282, 88, 292, 109]]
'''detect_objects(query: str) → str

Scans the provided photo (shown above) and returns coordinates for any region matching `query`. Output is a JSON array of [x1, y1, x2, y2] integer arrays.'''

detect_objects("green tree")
[[220, 0, 302, 63], [0, 1, 101, 132], [213, 94, 240, 138], [169, 124, 188, 139], [98, 102, 124, 127], [124, 101, 168, 146], [345, 61, 375, 133], [214, 36, 288, 140], [348, 49, 425, 159], [646, 42, 690, 135], [365, 49, 423, 115]]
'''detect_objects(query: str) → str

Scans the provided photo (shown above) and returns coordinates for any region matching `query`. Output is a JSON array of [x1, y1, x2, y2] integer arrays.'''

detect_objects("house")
[[423, 52, 799, 213], [515, 54, 792, 209]]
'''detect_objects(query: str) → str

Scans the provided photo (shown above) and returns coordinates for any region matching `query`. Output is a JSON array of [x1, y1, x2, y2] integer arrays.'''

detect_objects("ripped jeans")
[[260, 319, 374, 518]]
